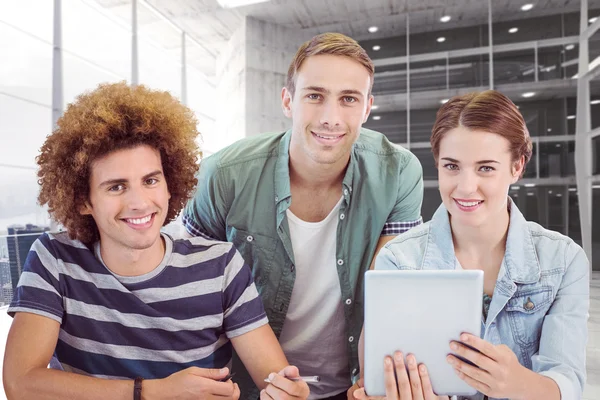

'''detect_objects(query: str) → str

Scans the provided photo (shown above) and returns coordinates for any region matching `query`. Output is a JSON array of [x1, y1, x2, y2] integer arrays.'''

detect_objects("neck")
[[99, 235, 165, 277], [288, 149, 348, 190], [450, 207, 510, 260]]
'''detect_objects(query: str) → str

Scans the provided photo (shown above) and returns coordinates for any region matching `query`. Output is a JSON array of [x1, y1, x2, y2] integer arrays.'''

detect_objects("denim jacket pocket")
[[229, 226, 278, 290], [506, 286, 553, 348]]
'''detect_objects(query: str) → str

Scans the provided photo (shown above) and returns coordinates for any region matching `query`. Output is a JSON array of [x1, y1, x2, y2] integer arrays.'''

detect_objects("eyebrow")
[[440, 157, 500, 164], [98, 170, 163, 188], [301, 86, 364, 98]]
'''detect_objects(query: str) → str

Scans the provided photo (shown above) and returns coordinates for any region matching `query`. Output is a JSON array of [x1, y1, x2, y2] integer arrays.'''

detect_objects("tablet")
[[364, 270, 483, 397]]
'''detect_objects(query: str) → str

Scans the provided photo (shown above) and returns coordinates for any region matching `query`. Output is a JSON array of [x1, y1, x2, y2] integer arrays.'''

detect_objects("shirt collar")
[[424, 197, 541, 284], [274, 129, 358, 208]]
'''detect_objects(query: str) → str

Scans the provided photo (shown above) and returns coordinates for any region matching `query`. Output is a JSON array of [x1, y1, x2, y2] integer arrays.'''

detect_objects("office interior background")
[[0, 0, 599, 398]]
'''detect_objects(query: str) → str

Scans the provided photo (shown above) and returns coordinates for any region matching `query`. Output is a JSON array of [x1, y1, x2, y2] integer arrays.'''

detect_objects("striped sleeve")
[[8, 234, 64, 323], [221, 247, 268, 338]]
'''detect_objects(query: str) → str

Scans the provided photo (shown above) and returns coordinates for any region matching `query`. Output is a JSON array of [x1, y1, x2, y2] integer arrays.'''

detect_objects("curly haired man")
[[3, 82, 309, 400]]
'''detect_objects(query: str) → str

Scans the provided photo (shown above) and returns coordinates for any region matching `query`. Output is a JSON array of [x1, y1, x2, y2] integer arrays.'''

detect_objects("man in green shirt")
[[183, 32, 424, 400]]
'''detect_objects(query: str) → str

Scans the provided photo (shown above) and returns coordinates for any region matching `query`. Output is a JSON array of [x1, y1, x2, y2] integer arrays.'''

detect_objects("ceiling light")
[[216, 0, 270, 8], [591, 100, 600, 105], [509, 27, 519, 33], [521, 92, 535, 98], [525, 183, 536, 187], [521, 4, 534, 11], [569, 188, 577, 192], [556, 193, 563, 197], [372, 45, 381, 51], [527, 192, 535, 196], [565, 44, 575, 50], [372, 116, 381, 121], [547, 128, 552, 132], [371, 105, 379, 110], [440, 15, 451, 23], [590, 17, 598, 24], [437, 37, 446, 43], [440, 99, 449, 104], [368, 26, 379, 33], [555, 144, 562, 147], [511, 185, 520, 190], [567, 115, 576, 120]]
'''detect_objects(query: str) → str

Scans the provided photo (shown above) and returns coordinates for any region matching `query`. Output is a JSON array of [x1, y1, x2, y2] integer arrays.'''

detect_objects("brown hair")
[[37, 82, 201, 244], [286, 32, 375, 96], [430, 90, 533, 177]]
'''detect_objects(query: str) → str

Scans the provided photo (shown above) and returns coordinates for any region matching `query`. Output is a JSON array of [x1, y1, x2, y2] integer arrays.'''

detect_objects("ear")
[[79, 201, 93, 216], [511, 156, 525, 183], [362, 94, 374, 124], [281, 87, 293, 119]]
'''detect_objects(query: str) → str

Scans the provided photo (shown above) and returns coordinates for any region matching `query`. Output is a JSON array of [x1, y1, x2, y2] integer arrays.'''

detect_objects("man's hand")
[[260, 366, 310, 400], [146, 367, 240, 400], [352, 353, 448, 400], [447, 333, 529, 399], [347, 378, 364, 400]]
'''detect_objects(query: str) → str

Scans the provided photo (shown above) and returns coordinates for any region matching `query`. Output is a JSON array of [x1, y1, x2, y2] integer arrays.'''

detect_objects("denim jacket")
[[375, 199, 589, 400]]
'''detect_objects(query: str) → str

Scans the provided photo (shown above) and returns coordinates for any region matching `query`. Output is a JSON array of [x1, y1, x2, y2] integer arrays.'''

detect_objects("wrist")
[[516, 368, 560, 400], [140, 379, 163, 400]]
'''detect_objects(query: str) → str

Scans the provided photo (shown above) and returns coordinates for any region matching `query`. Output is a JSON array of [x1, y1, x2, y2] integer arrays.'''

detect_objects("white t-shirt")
[[279, 197, 349, 399]]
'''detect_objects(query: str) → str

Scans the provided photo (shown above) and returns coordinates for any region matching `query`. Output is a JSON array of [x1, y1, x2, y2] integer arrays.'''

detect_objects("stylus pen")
[[264, 375, 321, 384]]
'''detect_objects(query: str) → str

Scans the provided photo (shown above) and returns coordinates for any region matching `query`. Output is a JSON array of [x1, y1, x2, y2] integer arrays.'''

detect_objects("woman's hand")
[[447, 333, 529, 399], [352, 352, 449, 400]]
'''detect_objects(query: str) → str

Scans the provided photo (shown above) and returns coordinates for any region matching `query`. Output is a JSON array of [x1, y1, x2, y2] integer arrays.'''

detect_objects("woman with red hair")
[[352, 90, 588, 400]]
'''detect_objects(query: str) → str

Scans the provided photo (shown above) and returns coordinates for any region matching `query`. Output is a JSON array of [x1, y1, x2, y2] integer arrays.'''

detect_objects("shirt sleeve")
[[182, 154, 229, 241], [221, 246, 268, 338], [8, 234, 64, 324], [532, 243, 589, 400], [381, 152, 424, 236]]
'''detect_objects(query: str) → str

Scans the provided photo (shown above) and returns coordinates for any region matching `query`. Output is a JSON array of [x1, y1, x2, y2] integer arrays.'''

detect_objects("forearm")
[[517, 369, 560, 400], [5, 367, 145, 400]]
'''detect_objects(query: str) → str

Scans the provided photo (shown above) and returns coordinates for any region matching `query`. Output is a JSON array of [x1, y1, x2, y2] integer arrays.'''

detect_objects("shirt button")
[[275, 196, 279, 202], [524, 297, 535, 310], [344, 189, 349, 196], [348, 336, 354, 343], [337, 259, 344, 266], [246, 235, 253, 242], [345, 298, 352, 305], [340, 213, 345, 220]]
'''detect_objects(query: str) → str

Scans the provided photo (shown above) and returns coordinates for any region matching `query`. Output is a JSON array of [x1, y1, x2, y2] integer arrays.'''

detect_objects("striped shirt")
[[8, 231, 268, 380]]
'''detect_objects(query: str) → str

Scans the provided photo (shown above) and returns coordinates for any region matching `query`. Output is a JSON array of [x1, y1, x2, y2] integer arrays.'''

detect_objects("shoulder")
[[378, 222, 431, 270], [526, 222, 588, 273], [204, 131, 285, 171], [354, 128, 419, 167], [170, 236, 239, 273]]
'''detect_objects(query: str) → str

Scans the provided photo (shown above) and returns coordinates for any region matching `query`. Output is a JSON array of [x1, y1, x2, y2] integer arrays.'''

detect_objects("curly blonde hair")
[[37, 82, 201, 244]]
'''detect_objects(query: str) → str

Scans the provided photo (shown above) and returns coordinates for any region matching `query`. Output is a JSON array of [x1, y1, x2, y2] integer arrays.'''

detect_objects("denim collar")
[[423, 197, 541, 284]]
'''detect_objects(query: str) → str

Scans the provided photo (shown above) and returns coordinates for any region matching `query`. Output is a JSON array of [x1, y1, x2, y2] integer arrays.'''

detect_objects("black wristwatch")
[[133, 377, 143, 400]]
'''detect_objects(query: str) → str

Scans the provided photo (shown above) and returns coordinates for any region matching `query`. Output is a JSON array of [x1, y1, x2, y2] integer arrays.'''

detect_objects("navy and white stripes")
[[9, 231, 268, 380]]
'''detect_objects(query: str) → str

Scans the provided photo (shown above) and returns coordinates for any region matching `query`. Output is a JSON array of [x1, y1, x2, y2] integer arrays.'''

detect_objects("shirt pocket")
[[229, 226, 278, 290], [506, 286, 553, 349]]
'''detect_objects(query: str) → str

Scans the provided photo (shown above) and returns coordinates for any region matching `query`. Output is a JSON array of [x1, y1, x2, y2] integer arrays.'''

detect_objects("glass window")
[[493, 49, 536, 86], [364, 112, 407, 145], [411, 148, 436, 180], [539, 141, 575, 178], [422, 188, 441, 222]]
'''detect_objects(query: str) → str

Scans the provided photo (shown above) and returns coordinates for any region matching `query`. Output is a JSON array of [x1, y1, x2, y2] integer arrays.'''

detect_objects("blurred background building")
[[0, 1, 599, 397]]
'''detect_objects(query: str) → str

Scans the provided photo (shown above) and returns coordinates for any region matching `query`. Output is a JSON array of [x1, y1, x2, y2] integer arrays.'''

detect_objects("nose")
[[125, 184, 151, 211], [456, 171, 479, 196], [319, 99, 342, 128]]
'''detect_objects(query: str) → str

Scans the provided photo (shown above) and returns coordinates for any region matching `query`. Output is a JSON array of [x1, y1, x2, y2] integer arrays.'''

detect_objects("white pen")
[[264, 375, 321, 384]]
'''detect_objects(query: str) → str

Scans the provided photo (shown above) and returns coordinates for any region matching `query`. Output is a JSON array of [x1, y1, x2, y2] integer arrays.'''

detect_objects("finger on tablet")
[[406, 354, 424, 400], [383, 357, 400, 400]]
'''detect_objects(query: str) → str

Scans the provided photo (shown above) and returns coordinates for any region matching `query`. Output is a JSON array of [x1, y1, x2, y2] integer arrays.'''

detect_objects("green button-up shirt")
[[183, 128, 423, 397]]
